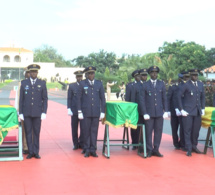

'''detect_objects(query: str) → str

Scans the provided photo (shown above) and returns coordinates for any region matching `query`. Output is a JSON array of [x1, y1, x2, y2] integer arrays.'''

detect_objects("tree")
[[34, 45, 73, 67], [158, 40, 210, 70]]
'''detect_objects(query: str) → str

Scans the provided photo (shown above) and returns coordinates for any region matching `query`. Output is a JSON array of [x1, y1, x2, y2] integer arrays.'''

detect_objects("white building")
[[0, 47, 83, 82]]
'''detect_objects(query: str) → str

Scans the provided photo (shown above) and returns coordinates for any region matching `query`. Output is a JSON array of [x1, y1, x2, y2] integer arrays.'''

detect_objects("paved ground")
[[0, 81, 214, 195]]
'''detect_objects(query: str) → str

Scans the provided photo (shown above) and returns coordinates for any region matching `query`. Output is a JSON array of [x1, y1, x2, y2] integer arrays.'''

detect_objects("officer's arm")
[[99, 82, 106, 113], [42, 81, 48, 114], [19, 82, 24, 114], [125, 84, 130, 101], [167, 85, 173, 111], [177, 84, 186, 111], [201, 83, 206, 109], [77, 82, 83, 112], [67, 85, 72, 109], [130, 85, 136, 103], [142, 83, 147, 115], [162, 82, 168, 112], [139, 84, 144, 115]]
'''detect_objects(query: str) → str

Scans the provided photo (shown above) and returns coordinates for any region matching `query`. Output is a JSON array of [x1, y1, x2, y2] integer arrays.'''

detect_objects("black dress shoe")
[[132, 146, 137, 150], [181, 147, 187, 152], [26, 154, 33, 159], [147, 151, 152, 157], [34, 154, 41, 159], [84, 152, 90, 157], [192, 148, 203, 154], [81, 149, 86, 154], [174, 146, 180, 150], [186, 151, 192, 156], [152, 151, 163, 157], [73, 145, 79, 150], [91, 152, 98, 157], [23, 150, 29, 154]]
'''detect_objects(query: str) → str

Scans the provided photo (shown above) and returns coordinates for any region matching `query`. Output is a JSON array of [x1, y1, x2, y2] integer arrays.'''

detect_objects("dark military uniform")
[[19, 65, 48, 157], [77, 67, 105, 154], [140, 66, 168, 156], [125, 82, 132, 102], [67, 82, 84, 148], [178, 76, 205, 154]]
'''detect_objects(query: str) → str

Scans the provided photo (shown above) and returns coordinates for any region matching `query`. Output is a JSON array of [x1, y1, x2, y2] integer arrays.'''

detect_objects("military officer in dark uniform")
[[19, 64, 48, 159], [176, 71, 190, 151], [77, 66, 105, 157], [139, 68, 148, 83], [67, 70, 84, 150], [167, 73, 183, 149], [140, 66, 168, 157], [178, 69, 205, 156], [130, 70, 142, 149]]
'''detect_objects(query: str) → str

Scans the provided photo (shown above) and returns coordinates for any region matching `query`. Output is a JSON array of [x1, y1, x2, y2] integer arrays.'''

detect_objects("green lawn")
[[0, 80, 13, 88], [46, 82, 63, 90]]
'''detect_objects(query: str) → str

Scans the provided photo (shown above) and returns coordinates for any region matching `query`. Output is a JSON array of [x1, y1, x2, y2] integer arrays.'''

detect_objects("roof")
[[0, 47, 33, 53], [204, 65, 215, 73]]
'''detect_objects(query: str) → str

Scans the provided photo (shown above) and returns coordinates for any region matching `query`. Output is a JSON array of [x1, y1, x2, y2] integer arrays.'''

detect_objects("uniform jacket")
[[130, 81, 144, 115], [67, 82, 80, 115], [167, 84, 179, 116], [140, 80, 167, 117], [77, 79, 105, 117], [178, 80, 205, 116], [19, 78, 48, 117], [125, 82, 132, 101]]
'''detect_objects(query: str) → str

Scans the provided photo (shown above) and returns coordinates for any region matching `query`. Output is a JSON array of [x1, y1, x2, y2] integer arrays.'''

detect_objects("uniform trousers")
[[131, 115, 144, 144], [145, 117, 163, 152], [24, 117, 41, 155], [178, 116, 185, 148], [21, 120, 28, 150], [182, 114, 201, 152], [71, 115, 84, 147], [83, 117, 99, 153], [170, 115, 180, 147]]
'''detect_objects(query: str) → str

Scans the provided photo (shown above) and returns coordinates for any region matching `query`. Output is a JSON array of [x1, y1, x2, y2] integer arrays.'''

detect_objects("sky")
[[1, 0, 215, 60]]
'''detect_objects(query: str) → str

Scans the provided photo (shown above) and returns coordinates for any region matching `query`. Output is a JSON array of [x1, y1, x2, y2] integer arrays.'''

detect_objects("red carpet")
[[0, 91, 214, 195]]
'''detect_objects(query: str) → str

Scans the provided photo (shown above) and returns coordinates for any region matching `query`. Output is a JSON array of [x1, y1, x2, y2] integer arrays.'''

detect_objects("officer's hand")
[[181, 110, 189, 117], [19, 114, 24, 121], [67, 108, 73, 116], [78, 112, 84, 120], [100, 112, 105, 120], [175, 108, 181, 116], [41, 113, 46, 120], [163, 112, 169, 119], [201, 109, 205, 116], [143, 114, 150, 120], [167, 112, 171, 117]]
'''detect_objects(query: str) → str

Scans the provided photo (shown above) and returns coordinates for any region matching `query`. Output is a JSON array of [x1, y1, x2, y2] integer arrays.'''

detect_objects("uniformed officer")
[[19, 64, 48, 159], [67, 70, 84, 150], [175, 71, 190, 151], [17, 67, 30, 154], [130, 70, 142, 150], [178, 69, 205, 156], [140, 66, 168, 157], [139, 68, 148, 83], [77, 66, 105, 157], [167, 73, 183, 149]]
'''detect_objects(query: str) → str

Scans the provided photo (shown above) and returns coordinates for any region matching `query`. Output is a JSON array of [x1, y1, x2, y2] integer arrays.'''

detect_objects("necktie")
[[91, 81, 93, 86], [153, 81, 156, 88], [194, 82, 197, 87], [32, 80, 35, 85]]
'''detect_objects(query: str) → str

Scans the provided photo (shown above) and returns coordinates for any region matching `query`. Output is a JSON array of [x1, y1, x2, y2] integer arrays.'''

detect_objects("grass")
[[46, 82, 64, 90], [0, 80, 13, 88]]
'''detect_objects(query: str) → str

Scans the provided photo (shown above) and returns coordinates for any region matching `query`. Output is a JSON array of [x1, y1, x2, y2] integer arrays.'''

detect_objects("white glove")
[[78, 112, 84, 120], [167, 112, 171, 117], [41, 113, 46, 120], [67, 108, 73, 116], [163, 112, 169, 119], [19, 114, 24, 121], [181, 110, 189, 117], [100, 112, 105, 120], [143, 114, 150, 120], [201, 109, 205, 116], [175, 108, 181, 116]]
